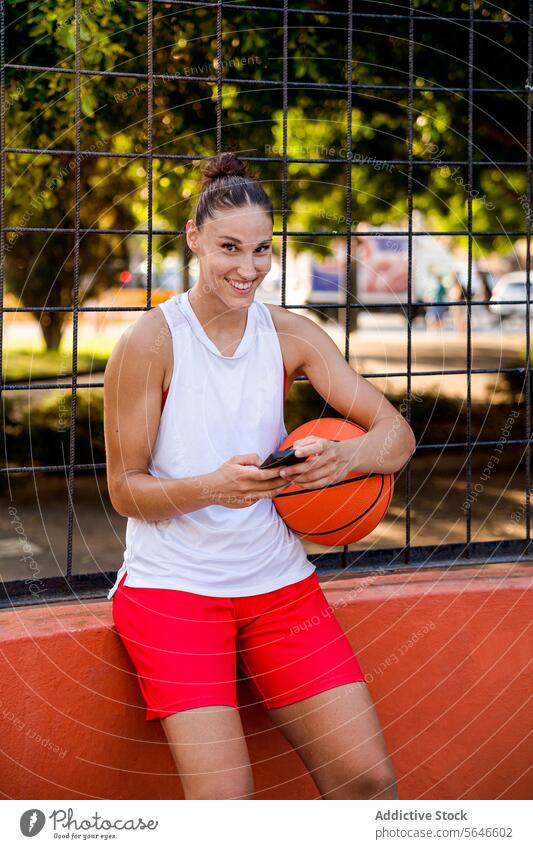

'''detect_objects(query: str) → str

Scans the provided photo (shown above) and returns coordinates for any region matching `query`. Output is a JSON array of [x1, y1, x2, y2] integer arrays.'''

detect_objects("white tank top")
[[107, 289, 315, 600]]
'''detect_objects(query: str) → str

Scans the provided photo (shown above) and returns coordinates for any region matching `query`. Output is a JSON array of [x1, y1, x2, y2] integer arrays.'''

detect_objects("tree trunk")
[[39, 313, 64, 352]]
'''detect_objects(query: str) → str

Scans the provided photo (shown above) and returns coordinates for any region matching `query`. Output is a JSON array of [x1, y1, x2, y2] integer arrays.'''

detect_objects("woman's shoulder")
[[262, 301, 299, 333], [125, 302, 172, 346], [107, 304, 173, 377], [262, 301, 321, 339], [260, 302, 312, 378], [105, 305, 176, 399]]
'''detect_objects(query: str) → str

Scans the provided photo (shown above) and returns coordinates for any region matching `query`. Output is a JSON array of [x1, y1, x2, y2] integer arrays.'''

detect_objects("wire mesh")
[[1, 1, 532, 606]]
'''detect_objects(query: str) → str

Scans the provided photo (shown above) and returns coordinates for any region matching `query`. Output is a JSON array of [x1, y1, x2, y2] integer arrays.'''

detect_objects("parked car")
[[489, 272, 533, 318]]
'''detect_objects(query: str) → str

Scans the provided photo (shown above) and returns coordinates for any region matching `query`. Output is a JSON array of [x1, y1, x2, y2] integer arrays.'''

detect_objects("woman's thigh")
[[236, 571, 365, 711], [112, 578, 254, 798], [266, 681, 398, 800], [161, 705, 255, 800], [112, 576, 239, 720]]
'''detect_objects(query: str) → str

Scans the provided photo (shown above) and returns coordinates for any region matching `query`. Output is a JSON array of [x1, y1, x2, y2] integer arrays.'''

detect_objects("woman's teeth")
[[226, 278, 254, 291]]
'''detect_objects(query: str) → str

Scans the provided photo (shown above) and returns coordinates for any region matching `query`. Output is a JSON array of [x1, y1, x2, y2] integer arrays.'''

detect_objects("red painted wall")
[[0, 562, 531, 800]]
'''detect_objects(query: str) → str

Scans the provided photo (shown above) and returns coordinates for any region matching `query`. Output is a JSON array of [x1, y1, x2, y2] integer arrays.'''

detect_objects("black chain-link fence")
[[1, 1, 532, 606]]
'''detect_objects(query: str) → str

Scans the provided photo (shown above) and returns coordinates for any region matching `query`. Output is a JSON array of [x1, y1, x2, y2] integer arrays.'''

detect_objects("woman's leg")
[[160, 705, 255, 800], [266, 681, 398, 800], [235, 572, 396, 799], [112, 578, 251, 798]]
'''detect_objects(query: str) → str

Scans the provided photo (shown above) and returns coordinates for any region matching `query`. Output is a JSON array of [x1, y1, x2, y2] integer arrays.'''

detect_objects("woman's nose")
[[237, 260, 257, 278]]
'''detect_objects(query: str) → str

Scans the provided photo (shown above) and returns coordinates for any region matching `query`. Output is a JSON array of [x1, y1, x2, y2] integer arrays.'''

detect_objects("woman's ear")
[[185, 219, 199, 255]]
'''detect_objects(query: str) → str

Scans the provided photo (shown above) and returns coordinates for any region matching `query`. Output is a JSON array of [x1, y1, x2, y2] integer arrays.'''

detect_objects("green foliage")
[[5, 0, 529, 349], [2, 388, 106, 468], [2, 347, 108, 382]]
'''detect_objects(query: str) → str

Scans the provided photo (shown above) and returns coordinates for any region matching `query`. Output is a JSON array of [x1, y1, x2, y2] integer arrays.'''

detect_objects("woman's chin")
[[223, 283, 257, 304], [198, 279, 259, 306]]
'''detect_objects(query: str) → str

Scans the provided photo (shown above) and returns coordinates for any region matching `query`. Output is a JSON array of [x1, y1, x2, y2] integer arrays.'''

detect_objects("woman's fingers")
[[256, 480, 289, 498], [281, 455, 325, 479], [282, 457, 335, 485], [232, 453, 263, 466], [280, 460, 315, 480], [241, 467, 290, 492], [293, 437, 326, 455], [248, 481, 291, 501], [243, 465, 283, 480], [292, 476, 333, 491]]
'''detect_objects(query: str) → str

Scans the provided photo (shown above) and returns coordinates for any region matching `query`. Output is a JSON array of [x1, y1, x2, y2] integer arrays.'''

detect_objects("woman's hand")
[[208, 453, 291, 509], [277, 437, 354, 490]]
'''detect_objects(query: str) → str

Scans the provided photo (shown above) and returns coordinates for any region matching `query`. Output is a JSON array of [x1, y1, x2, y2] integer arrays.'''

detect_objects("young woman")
[[104, 152, 416, 801]]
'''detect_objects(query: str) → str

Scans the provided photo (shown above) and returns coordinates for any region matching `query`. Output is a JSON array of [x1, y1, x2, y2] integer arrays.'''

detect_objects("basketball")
[[273, 417, 394, 546]]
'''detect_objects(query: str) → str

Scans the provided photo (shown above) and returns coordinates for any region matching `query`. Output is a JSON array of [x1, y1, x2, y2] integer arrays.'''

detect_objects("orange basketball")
[[272, 417, 394, 546]]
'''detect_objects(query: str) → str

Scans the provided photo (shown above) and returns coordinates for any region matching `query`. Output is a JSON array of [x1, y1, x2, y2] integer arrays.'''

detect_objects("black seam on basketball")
[[283, 474, 388, 537], [273, 471, 379, 500]]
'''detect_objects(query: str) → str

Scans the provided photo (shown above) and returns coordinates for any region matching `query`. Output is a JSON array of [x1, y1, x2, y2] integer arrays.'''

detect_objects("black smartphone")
[[259, 447, 307, 470]]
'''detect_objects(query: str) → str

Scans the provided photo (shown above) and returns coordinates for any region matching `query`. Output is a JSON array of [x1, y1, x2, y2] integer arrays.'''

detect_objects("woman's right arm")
[[104, 308, 289, 522]]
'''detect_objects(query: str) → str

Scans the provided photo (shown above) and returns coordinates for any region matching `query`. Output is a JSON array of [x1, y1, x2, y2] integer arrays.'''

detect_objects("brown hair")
[[192, 151, 274, 230]]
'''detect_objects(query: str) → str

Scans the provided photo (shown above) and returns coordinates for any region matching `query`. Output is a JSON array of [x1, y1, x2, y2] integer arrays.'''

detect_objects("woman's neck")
[[187, 283, 249, 338]]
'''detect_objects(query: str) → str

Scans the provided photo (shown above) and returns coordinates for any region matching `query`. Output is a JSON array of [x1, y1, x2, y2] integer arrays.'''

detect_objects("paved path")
[[5, 311, 526, 406]]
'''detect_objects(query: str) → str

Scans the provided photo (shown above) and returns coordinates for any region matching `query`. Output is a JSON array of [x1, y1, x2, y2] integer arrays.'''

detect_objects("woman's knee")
[[353, 765, 398, 800], [320, 763, 398, 800]]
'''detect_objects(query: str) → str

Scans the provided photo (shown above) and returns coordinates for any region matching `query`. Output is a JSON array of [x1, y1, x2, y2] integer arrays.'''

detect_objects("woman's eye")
[[221, 243, 270, 253]]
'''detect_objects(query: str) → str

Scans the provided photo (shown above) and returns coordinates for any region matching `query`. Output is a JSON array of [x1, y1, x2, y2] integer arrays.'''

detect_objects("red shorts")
[[111, 570, 364, 721]]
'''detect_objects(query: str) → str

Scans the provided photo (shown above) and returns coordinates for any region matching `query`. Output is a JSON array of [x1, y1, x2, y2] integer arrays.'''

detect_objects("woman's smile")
[[224, 276, 256, 295]]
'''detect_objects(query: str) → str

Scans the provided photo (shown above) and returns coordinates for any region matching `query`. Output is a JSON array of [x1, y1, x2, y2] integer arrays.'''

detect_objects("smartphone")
[[259, 447, 307, 470]]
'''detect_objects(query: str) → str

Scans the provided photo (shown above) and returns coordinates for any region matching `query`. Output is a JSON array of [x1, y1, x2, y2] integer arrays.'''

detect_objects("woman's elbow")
[[108, 479, 130, 518], [395, 427, 417, 471], [406, 426, 417, 457], [110, 493, 128, 518]]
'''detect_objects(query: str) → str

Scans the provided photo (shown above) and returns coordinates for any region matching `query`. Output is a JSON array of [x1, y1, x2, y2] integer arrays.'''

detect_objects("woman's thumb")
[[234, 453, 262, 466]]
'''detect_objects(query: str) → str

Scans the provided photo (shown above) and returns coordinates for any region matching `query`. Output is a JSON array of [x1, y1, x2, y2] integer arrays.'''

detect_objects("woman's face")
[[186, 204, 273, 308]]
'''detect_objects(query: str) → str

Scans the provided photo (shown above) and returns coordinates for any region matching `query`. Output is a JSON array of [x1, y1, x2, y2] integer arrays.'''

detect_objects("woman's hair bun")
[[200, 152, 250, 190], [192, 150, 272, 232]]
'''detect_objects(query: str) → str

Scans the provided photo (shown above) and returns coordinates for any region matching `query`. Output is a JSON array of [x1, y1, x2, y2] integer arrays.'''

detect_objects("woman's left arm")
[[279, 314, 417, 489]]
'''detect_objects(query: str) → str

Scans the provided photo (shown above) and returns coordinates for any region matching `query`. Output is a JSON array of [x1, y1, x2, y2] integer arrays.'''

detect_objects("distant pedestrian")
[[425, 273, 449, 331], [449, 274, 467, 332]]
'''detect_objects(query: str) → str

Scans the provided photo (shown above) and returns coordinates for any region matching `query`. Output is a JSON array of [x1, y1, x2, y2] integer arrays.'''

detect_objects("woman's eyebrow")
[[218, 235, 272, 245]]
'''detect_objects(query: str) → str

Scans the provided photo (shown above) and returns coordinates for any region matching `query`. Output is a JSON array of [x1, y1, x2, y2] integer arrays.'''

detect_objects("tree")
[[4, 0, 529, 349]]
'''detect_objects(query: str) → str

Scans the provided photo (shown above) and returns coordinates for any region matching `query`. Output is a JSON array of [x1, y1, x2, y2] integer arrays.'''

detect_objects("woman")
[[104, 152, 415, 800]]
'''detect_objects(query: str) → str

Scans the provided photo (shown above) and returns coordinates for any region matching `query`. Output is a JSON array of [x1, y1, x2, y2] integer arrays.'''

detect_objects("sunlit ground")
[[1, 307, 529, 585]]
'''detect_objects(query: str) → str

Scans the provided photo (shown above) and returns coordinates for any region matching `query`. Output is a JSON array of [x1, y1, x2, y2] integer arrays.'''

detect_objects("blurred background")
[[1, 0, 532, 589]]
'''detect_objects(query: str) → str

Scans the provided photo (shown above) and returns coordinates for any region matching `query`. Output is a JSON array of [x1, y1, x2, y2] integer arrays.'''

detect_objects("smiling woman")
[[104, 151, 401, 801]]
